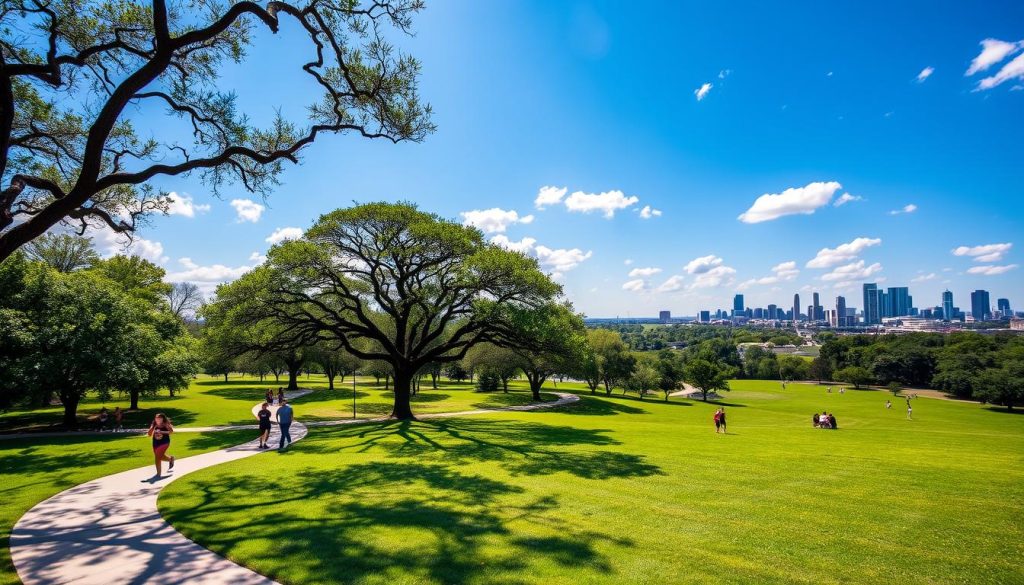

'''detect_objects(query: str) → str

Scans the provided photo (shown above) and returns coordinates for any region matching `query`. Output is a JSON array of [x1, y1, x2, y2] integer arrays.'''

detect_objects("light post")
[[352, 369, 357, 419]]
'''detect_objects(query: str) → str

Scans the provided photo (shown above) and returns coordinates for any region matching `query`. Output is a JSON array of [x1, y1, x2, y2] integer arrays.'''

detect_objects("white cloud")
[[230, 198, 264, 223], [690, 265, 736, 289], [806, 237, 882, 268], [534, 186, 567, 210], [737, 181, 842, 223], [628, 267, 662, 278], [916, 66, 934, 82], [833, 193, 863, 207], [694, 82, 713, 101], [952, 242, 1013, 263], [622, 279, 647, 292], [684, 254, 724, 274], [490, 235, 591, 275], [623, 258, 634, 266], [265, 227, 303, 245], [460, 208, 533, 233], [966, 39, 1023, 76], [889, 203, 917, 215], [820, 260, 883, 282], [656, 275, 685, 293], [164, 257, 260, 294], [563, 190, 639, 218], [738, 261, 800, 290], [89, 225, 168, 265], [977, 52, 1024, 91], [166, 192, 211, 218], [638, 205, 662, 219], [248, 251, 267, 264], [966, 264, 1018, 276], [911, 273, 937, 283], [718, 69, 731, 79]]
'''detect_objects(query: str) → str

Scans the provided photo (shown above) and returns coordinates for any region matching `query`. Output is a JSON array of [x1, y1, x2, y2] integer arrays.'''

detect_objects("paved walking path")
[[10, 391, 579, 585]]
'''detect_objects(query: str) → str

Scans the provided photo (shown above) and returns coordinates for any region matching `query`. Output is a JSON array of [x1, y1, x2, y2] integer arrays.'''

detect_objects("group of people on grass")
[[813, 411, 838, 429], [143, 391, 296, 478], [713, 408, 727, 433], [96, 406, 125, 432]]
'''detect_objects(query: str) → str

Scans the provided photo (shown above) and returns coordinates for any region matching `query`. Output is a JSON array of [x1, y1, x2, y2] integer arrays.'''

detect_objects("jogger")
[[147, 413, 175, 476]]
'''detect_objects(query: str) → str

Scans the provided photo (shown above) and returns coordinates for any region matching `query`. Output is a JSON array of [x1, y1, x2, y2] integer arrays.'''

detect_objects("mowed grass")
[[0, 429, 255, 585], [0, 374, 550, 432], [159, 381, 1024, 585]]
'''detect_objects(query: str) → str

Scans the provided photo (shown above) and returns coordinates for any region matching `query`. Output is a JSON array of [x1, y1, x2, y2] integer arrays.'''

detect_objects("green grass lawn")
[[159, 380, 1024, 585], [0, 429, 255, 585], [0, 374, 550, 432]]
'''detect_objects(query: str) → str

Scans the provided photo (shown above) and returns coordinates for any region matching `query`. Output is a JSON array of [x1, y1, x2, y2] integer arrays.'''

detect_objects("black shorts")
[[259, 423, 272, 432]]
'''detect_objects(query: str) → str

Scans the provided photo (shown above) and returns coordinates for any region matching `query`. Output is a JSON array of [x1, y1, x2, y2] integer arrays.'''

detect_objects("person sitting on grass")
[[813, 413, 820, 427], [828, 413, 837, 429], [819, 411, 831, 429]]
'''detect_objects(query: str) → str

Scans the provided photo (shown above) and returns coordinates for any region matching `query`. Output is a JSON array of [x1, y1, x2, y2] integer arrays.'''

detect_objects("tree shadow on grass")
[[205, 386, 281, 401], [164, 461, 634, 585], [984, 407, 1023, 415]]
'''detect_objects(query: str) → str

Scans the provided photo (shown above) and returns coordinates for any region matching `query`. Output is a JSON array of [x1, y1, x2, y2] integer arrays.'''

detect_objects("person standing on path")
[[257, 403, 272, 449], [147, 413, 175, 476], [266, 389, 274, 406], [277, 399, 294, 450], [277, 387, 285, 406]]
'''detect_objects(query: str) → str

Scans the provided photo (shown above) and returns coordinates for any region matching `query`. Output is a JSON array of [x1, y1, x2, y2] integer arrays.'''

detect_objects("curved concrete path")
[[10, 391, 580, 585]]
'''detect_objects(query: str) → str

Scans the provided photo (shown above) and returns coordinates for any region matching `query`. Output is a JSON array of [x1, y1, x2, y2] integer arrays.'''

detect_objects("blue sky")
[[108, 0, 1023, 316]]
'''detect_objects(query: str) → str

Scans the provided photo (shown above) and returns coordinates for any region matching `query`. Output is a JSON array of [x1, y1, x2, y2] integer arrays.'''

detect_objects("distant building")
[[971, 290, 992, 321], [863, 283, 880, 325], [942, 290, 954, 321], [997, 298, 1011, 317], [812, 292, 822, 321], [698, 310, 710, 323], [1011, 318, 1024, 331], [767, 303, 777, 320], [793, 293, 801, 322], [887, 287, 911, 317], [659, 310, 671, 324], [753, 307, 764, 319], [835, 295, 847, 327], [733, 294, 744, 315]]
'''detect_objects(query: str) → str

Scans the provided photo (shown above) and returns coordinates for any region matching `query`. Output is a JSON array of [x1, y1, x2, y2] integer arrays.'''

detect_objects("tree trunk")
[[431, 372, 438, 389], [385, 374, 390, 390], [284, 358, 302, 390], [130, 388, 140, 410], [273, 371, 281, 383], [61, 392, 80, 428], [525, 370, 545, 401], [390, 369, 415, 420], [327, 373, 336, 390], [603, 379, 613, 396], [223, 372, 229, 382]]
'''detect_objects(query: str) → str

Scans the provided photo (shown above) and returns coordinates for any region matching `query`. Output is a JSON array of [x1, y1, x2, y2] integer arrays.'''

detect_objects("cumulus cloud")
[[684, 254, 724, 274], [656, 275, 685, 293], [694, 82, 713, 101], [911, 273, 937, 283], [806, 237, 882, 268], [628, 267, 662, 278], [889, 203, 917, 215], [737, 181, 842, 223], [534, 186, 567, 209], [230, 198, 264, 223], [952, 242, 1013, 263], [833, 193, 863, 207], [563, 190, 639, 218], [490, 235, 591, 275], [265, 227, 303, 245], [164, 257, 260, 294], [638, 205, 662, 219], [737, 261, 800, 290], [248, 251, 267, 264], [977, 52, 1024, 91], [166, 192, 211, 218], [89, 225, 168, 264], [690, 265, 736, 289], [622, 279, 647, 292], [916, 66, 934, 82], [966, 264, 1018, 276], [966, 39, 1023, 76], [460, 208, 534, 233], [624, 258, 634, 266], [820, 260, 883, 282]]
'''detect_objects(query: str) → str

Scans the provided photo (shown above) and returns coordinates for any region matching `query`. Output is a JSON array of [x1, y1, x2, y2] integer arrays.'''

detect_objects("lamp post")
[[352, 370, 357, 419]]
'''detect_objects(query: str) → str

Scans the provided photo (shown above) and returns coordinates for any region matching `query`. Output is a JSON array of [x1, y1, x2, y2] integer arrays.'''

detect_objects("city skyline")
[[63, 1, 1023, 316]]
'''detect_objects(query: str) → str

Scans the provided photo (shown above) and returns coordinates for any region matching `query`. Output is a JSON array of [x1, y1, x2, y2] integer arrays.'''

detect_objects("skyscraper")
[[887, 287, 911, 317], [659, 310, 671, 323], [942, 290, 954, 321], [733, 294, 744, 316], [863, 283, 879, 325], [812, 292, 822, 321], [793, 293, 801, 323], [836, 295, 847, 327], [997, 298, 1011, 316], [971, 290, 991, 321], [767, 304, 777, 320]]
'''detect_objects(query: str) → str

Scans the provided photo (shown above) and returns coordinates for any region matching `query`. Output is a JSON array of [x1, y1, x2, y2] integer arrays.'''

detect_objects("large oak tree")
[[211, 202, 563, 419], [0, 0, 433, 261]]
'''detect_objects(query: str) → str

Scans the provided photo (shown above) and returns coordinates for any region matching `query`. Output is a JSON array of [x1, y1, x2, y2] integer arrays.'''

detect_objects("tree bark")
[[61, 391, 80, 428], [390, 369, 415, 420], [524, 370, 545, 401], [223, 372, 228, 382], [130, 389, 140, 410], [284, 357, 302, 390]]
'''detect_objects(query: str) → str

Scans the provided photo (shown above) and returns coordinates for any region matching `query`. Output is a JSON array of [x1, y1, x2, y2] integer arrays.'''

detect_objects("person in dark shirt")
[[147, 413, 175, 476], [257, 403, 272, 449]]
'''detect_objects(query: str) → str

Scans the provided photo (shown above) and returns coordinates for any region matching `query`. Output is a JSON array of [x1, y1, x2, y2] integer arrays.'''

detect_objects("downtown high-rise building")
[[812, 292, 823, 321], [835, 295, 847, 327], [887, 287, 911, 317], [793, 293, 801, 322], [863, 283, 880, 325], [971, 290, 991, 321], [733, 294, 744, 317], [942, 290, 954, 321], [997, 298, 1011, 316], [767, 304, 777, 320]]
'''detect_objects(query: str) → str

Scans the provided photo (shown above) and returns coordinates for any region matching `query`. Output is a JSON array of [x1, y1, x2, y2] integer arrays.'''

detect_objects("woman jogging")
[[257, 402, 272, 449], [147, 413, 175, 476]]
